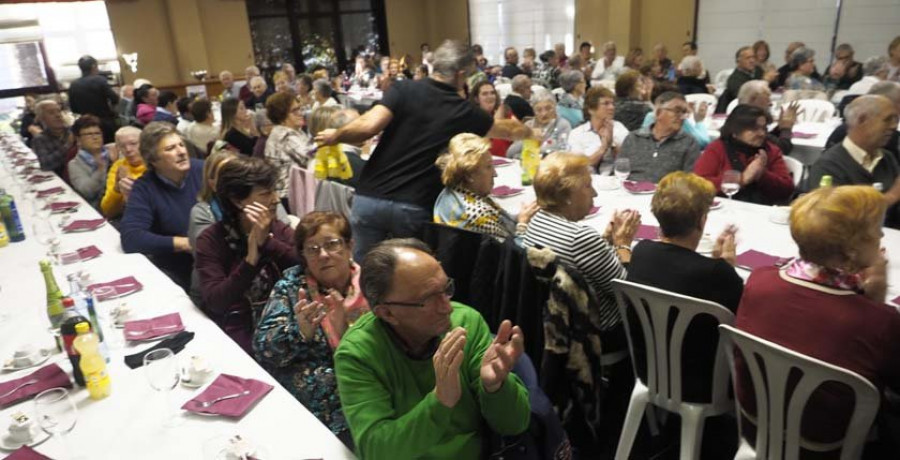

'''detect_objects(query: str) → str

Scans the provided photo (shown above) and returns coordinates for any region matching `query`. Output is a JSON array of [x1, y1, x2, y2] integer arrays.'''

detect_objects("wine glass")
[[614, 157, 631, 194], [144, 348, 183, 426], [92, 286, 124, 349], [721, 170, 742, 205], [33, 220, 60, 258], [34, 388, 79, 459]]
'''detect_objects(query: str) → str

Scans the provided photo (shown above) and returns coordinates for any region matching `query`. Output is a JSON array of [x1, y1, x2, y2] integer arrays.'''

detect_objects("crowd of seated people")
[[17, 33, 900, 457]]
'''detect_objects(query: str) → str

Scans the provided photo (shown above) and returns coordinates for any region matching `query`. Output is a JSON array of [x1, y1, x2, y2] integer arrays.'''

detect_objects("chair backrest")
[[714, 69, 734, 90], [611, 279, 735, 409], [726, 98, 739, 115], [685, 93, 718, 119], [531, 85, 551, 101], [785, 99, 836, 123], [718, 325, 880, 460], [782, 155, 804, 187]]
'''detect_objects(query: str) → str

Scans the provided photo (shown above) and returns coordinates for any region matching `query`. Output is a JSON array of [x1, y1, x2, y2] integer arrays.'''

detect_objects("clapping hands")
[[480, 320, 525, 393]]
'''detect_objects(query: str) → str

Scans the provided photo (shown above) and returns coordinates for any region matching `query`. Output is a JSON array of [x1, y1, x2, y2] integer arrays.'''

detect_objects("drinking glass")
[[33, 220, 60, 258], [144, 348, 183, 426], [34, 387, 78, 459], [92, 286, 124, 349], [614, 158, 631, 194], [721, 170, 742, 203]]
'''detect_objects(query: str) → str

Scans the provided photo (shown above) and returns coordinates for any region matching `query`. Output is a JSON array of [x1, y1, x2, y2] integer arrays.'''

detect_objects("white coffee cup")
[[12, 345, 36, 367], [770, 206, 790, 225], [7, 412, 33, 443], [188, 356, 213, 384]]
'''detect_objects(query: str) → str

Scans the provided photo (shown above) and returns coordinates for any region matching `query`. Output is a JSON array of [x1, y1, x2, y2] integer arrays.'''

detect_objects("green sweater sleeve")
[[335, 346, 454, 459]]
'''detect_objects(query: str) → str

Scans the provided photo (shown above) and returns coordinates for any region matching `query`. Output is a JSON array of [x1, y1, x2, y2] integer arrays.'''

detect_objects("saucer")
[[0, 424, 50, 451], [2, 349, 51, 372]]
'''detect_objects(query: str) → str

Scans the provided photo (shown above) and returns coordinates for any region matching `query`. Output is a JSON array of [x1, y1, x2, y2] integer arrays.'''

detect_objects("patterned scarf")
[[306, 262, 369, 350], [784, 258, 863, 293]]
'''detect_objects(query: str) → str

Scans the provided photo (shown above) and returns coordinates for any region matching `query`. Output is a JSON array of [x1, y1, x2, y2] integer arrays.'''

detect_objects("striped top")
[[523, 210, 626, 330]]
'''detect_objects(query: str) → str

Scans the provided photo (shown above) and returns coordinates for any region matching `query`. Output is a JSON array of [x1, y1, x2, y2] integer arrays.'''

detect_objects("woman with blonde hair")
[[434, 133, 537, 240]]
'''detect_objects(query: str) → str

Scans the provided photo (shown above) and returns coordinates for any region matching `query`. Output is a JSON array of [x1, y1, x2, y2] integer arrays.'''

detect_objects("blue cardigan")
[[120, 158, 204, 289]]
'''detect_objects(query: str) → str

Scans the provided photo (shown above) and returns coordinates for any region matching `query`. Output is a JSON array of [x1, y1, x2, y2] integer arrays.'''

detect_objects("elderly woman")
[[100, 126, 145, 219], [195, 156, 299, 353], [557, 70, 587, 127], [433, 133, 537, 241], [252, 110, 274, 159], [736, 185, 900, 451], [67, 115, 110, 210], [628, 171, 742, 401], [470, 80, 514, 158], [218, 98, 259, 156], [254, 211, 369, 445], [677, 56, 712, 95], [507, 94, 572, 159], [567, 86, 630, 175], [523, 152, 640, 340], [613, 70, 652, 131], [785, 47, 826, 92], [312, 78, 340, 111], [265, 92, 313, 210], [120, 122, 204, 290], [694, 104, 794, 204], [591, 41, 625, 82]]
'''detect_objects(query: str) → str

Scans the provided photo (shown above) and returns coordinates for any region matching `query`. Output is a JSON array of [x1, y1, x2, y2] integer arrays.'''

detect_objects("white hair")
[[737, 80, 771, 104], [845, 95, 891, 128], [678, 56, 703, 76], [511, 74, 531, 93], [34, 99, 60, 122]]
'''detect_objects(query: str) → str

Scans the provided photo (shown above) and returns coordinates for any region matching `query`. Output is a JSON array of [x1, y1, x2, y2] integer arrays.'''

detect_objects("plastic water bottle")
[[73, 322, 111, 400], [0, 189, 24, 242]]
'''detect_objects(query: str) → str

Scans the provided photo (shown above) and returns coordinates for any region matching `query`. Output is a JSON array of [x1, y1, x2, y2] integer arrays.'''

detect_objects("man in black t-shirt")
[[316, 40, 532, 260], [68, 55, 120, 143]]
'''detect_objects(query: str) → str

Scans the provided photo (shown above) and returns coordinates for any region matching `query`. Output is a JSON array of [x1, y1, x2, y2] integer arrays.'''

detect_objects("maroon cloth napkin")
[[792, 132, 818, 139], [59, 245, 103, 265], [182, 374, 274, 418], [47, 201, 79, 213], [27, 174, 53, 184], [711, 113, 728, 120], [635, 225, 659, 240], [87, 276, 143, 300], [62, 219, 106, 233], [4, 446, 53, 460], [0, 364, 72, 409], [13, 158, 36, 166], [891, 296, 900, 306], [124, 313, 185, 341], [35, 187, 64, 198], [492, 185, 524, 196], [623, 181, 656, 193], [491, 158, 511, 166], [735, 250, 792, 271]]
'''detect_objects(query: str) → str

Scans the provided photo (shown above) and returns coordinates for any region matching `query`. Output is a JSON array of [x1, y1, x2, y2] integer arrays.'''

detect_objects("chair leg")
[[646, 406, 660, 437], [679, 407, 707, 460], [615, 384, 649, 460]]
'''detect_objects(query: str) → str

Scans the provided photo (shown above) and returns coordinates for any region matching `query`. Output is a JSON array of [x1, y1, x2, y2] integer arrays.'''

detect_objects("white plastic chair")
[[782, 155, 805, 187], [551, 87, 566, 100], [718, 325, 880, 460], [726, 98, 739, 115], [531, 85, 551, 101], [714, 69, 734, 92], [786, 99, 836, 123], [612, 280, 735, 460], [494, 82, 513, 101], [685, 93, 718, 121]]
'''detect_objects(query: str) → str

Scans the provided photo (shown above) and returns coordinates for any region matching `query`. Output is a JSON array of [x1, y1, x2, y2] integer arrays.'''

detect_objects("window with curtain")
[[468, 0, 575, 67]]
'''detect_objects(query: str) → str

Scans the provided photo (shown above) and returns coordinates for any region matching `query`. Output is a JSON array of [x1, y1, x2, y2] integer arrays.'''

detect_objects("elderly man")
[[824, 43, 863, 91], [315, 40, 531, 260], [826, 82, 900, 162], [504, 74, 535, 120], [848, 56, 890, 96], [246, 76, 272, 110], [501, 46, 524, 79], [239, 65, 261, 104], [591, 41, 624, 83], [334, 238, 530, 459], [67, 55, 119, 143], [100, 126, 145, 219], [31, 99, 74, 176], [653, 43, 674, 80], [219, 70, 237, 100], [775, 42, 821, 89], [619, 91, 701, 182], [809, 95, 900, 228], [737, 79, 798, 155], [716, 46, 765, 114]]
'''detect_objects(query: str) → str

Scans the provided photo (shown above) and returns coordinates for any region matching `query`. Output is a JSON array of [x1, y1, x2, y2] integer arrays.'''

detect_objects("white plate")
[[2, 349, 52, 372], [709, 200, 723, 210], [492, 190, 525, 198], [0, 425, 50, 451]]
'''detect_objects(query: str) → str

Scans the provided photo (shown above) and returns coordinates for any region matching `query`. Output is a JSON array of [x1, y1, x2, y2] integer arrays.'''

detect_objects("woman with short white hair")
[[557, 69, 587, 126], [506, 93, 572, 159], [676, 56, 712, 95]]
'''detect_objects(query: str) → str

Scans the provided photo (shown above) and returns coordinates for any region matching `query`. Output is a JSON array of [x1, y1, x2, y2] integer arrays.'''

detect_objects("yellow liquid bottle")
[[0, 220, 8, 247], [73, 322, 111, 400], [521, 139, 540, 186]]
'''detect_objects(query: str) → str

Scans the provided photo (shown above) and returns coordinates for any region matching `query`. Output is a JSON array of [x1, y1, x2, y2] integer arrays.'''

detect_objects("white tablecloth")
[[0, 138, 354, 459], [491, 161, 900, 305]]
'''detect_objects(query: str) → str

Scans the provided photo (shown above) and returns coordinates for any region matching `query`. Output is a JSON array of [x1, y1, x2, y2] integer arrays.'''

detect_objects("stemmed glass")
[[721, 170, 742, 209], [34, 388, 79, 459], [144, 348, 183, 427], [92, 286, 124, 349], [614, 157, 631, 194], [33, 219, 60, 259]]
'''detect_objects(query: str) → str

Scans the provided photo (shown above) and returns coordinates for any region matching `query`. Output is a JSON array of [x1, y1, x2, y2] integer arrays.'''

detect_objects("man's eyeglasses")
[[302, 238, 345, 256], [380, 278, 455, 308]]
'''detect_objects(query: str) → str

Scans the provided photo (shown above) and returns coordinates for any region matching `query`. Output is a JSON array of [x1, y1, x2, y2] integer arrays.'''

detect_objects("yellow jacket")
[[100, 158, 146, 218]]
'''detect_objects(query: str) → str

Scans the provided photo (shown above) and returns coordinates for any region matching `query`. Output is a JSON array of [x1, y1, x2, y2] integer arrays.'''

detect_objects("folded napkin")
[[0, 364, 72, 409], [124, 331, 195, 369], [623, 181, 656, 193], [87, 276, 143, 300], [735, 250, 793, 271], [4, 446, 53, 460], [20, 167, 40, 176], [891, 295, 900, 306], [635, 224, 659, 240], [47, 201, 79, 213], [35, 187, 64, 198], [59, 245, 103, 265], [711, 113, 728, 120], [182, 374, 274, 418], [124, 313, 185, 341], [491, 158, 512, 166], [792, 132, 818, 139], [13, 158, 36, 166], [492, 185, 524, 196], [27, 174, 53, 184], [62, 219, 106, 233]]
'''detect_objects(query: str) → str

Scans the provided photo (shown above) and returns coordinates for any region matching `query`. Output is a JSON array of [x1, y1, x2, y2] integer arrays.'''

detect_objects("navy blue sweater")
[[120, 158, 204, 289]]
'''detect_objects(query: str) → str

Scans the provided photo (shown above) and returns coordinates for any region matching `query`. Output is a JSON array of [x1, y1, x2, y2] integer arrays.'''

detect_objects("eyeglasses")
[[380, 278, 455, 308], [661, 106, 689, 116], [302, 238, 345, 256], [79, 131, 103, 138]]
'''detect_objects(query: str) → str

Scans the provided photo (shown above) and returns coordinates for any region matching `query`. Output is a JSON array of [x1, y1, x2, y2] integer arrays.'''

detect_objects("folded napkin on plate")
[[4, 445, 53, 460], [36, 187, 64, 198], [47, 201, 79, 213], [59, 245, 102, 265], [182, 374, 274, 418], [86, 276, 143, 300], [623, 181, 656, 193], [62, 219, 106, 233], [27, 174, 53, 184], [124, 331, 195, 369], [736, 249, 792, 271], [0, 364, 72, 408], [491, 158, 511, 166], [124, 313, 185, 341], [492, 185, 524, 196], [792, 132, 818, 139], [635, 224, 659, 240]]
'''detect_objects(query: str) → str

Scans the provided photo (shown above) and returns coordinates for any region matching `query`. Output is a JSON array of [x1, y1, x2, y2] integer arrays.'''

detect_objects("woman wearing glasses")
[[194, 156, 299, 353], [253, 211, 369, 447], [264, 92, 313, 213]]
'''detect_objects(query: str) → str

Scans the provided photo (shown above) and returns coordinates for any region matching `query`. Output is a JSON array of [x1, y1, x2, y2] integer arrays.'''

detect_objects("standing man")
[[68, 55, 119, 143], [315, 40, 531, 260]]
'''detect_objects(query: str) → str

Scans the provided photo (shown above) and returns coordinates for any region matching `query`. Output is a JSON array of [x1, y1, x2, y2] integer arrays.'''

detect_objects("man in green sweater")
[[334, 239, 531, 459]]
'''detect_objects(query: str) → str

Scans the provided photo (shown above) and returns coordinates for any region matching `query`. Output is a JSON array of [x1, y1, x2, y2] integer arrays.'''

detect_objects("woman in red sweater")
[[694, 104, 794, 204]]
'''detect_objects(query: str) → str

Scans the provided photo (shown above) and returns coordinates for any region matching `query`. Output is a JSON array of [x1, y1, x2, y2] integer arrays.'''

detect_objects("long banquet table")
[[0, 135, 355, 459], [491, 160, 900, 307]]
